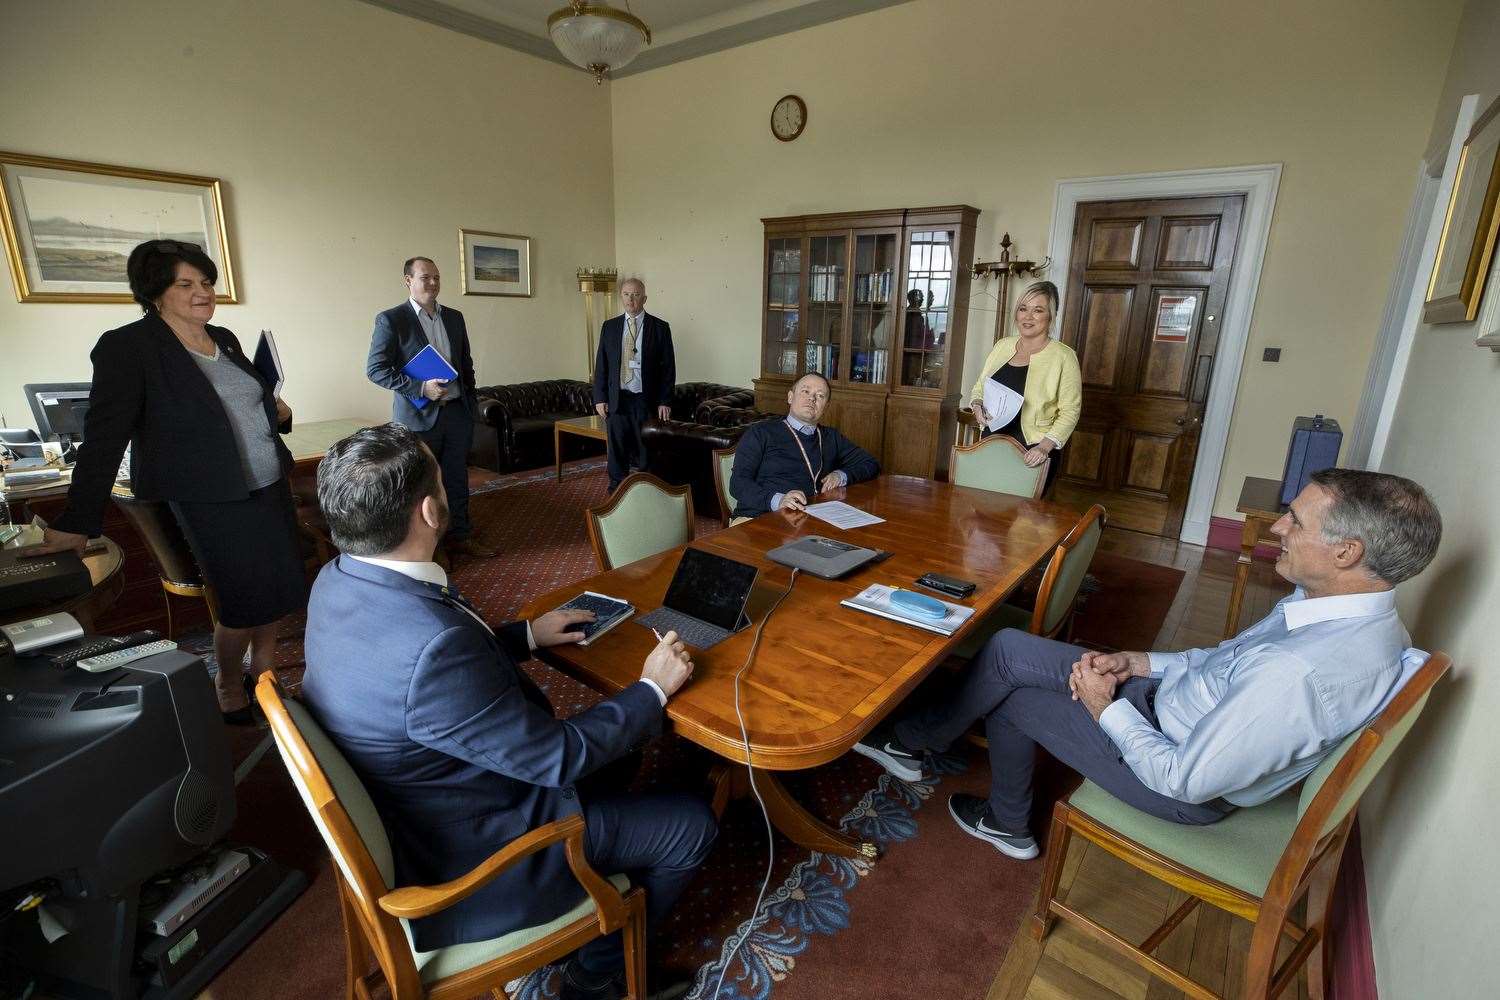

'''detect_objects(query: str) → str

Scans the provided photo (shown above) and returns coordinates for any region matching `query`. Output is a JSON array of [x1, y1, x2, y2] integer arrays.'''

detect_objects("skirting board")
[[1207, 516, 1280, 560]]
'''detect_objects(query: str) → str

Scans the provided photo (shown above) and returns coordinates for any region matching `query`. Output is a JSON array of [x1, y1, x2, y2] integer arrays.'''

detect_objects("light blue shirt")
[[1098, 587, 1408, 807], [770, 414, 847, 512], [409, 299, 458, 402]]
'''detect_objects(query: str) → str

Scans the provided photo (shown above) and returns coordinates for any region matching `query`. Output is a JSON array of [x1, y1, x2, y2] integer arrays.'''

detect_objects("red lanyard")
[[785, 420, 822, 493]]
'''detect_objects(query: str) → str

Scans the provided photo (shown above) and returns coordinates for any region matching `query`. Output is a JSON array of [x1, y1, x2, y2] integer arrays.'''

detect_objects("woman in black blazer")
[[30, 240, 306, 723]]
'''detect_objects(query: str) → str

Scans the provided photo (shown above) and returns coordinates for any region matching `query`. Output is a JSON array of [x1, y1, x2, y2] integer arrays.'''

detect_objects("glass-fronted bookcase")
[[754, 206, 978, 479]]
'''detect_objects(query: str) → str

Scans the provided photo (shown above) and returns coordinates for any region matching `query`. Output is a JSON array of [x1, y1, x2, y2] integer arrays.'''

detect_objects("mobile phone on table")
[[915, 572, 976, 599]]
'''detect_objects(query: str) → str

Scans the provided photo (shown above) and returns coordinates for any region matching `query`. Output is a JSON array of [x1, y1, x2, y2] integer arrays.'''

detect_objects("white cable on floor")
[[710, 567, 799, 1000]]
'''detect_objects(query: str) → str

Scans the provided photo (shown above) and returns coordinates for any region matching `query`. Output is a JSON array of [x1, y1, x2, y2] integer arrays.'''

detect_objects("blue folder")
[[402, 344, 459, 410]]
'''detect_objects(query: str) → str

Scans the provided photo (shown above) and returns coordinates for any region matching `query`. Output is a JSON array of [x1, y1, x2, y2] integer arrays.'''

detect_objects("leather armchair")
[[472, 379, 598, 472], [641, 382, 767, 514]]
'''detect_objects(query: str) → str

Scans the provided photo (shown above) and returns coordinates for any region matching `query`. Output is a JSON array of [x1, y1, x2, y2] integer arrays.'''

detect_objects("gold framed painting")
[[0, 151, 237, 304], [1425, 95, 1500, 324], [459, 228, 532, 297]]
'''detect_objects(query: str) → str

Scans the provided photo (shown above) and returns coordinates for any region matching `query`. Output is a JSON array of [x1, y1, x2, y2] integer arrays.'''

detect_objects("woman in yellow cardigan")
[[968, 280, 1082, 495]]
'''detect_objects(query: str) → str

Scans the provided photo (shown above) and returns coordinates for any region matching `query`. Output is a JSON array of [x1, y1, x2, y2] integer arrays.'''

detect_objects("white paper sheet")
[[803, 500, 885, 530], [981, 379, 1024, 432]]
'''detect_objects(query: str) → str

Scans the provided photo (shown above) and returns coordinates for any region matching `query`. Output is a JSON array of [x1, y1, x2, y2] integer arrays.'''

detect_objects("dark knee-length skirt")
[[170, 478, 307, 629]]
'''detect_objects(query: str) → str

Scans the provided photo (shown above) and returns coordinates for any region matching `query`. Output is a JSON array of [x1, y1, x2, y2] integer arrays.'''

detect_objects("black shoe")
[[220, 705, 255, 726], [947, 793, 1039, 860], [852, 721, 924, 781], [559, 959, 690, 1000]]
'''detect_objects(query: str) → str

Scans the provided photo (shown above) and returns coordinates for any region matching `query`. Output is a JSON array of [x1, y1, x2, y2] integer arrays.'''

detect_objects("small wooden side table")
[[554, 415, 608, 481], [1224, 476, 1286, 639]]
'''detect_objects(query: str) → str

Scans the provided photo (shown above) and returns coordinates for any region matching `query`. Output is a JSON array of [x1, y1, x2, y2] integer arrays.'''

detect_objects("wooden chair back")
[[585, 472, 694, 571], [951, 435, 1047, 498], [1031, 504, 1106, 637], [256, 673, 427, 997], [712, 445, 738, 527]]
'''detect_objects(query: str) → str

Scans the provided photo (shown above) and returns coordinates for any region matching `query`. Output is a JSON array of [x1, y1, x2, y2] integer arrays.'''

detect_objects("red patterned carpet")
[[198, 460, 1183, 1000]]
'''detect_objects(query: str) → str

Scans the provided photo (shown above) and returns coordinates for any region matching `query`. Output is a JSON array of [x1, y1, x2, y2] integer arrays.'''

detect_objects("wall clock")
[[771, 94, 807, 142]]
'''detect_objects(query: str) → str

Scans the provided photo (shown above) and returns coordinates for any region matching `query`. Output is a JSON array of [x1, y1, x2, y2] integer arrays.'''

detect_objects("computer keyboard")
[[637, 607, 731, 650]]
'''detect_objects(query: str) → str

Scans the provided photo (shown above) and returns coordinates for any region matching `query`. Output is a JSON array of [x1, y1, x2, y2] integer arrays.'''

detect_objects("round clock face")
[[771, 95, 806, 142]]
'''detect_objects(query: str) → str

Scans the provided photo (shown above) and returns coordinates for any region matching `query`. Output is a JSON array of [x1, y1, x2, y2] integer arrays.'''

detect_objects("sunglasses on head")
[[147, 239, 202, 253]]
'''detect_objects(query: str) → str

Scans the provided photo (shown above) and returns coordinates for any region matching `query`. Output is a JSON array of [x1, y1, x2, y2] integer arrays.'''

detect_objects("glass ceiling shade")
[[548, 2, 652, 84]]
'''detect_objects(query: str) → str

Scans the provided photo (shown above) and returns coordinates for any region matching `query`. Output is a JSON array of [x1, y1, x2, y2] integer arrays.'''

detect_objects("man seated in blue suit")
[[302, 423, 716, 1000], [729, 372, 880, 520]]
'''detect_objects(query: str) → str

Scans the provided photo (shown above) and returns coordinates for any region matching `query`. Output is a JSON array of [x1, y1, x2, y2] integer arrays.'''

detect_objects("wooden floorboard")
[[1002, 526, 1297, 999]]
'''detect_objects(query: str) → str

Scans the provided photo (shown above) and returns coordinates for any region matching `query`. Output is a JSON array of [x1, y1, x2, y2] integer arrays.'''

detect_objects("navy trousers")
[[416, 401, 474, 540], [895, 629, 1232, 832], [605, 390, 647, 490], [574, 789, 717, 973]]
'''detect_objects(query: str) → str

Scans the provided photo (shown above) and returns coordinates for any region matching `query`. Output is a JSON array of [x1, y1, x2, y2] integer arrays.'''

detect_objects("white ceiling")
[[359, 0, 912, 76]]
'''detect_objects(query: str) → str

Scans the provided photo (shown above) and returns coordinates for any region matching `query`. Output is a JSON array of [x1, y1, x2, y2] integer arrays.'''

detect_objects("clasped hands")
[[778, 473, 846, 514], [967, 401, 1052, 467], [530, 610, 695, 698], [1067, 649, 1152, 720]]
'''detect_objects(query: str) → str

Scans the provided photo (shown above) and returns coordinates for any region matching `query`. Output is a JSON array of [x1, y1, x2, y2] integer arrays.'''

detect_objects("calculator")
[[552, 591, 635, 646]]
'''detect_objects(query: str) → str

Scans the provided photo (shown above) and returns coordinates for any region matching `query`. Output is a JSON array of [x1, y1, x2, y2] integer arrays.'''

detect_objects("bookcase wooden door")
[[754, 205, 977, 480]]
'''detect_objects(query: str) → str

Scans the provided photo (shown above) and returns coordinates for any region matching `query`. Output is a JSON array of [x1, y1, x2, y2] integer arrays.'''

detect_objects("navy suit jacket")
[[300, 556, 664, 950], [591, 312, 675, 412], [366, 301, 477, 432], [729, 417, 880, 518]]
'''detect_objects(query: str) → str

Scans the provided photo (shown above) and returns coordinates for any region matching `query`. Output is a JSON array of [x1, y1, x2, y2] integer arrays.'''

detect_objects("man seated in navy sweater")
[[730, 372, 880, 519]]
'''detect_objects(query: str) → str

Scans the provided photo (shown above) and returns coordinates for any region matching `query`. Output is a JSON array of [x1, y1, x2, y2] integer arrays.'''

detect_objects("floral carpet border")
[[509, 751, 967, 1000]]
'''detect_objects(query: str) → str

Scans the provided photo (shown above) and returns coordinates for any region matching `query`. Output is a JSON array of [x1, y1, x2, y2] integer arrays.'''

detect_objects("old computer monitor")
[[23, 382, 91, 448]]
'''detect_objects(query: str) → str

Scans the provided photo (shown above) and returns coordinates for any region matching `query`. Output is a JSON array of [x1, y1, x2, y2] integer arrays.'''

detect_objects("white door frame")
[[1046, 164, 1283, 546]]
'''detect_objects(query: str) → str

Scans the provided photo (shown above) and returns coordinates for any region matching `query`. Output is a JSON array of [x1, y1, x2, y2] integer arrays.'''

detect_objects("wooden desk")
[[2, 534, 125, 631], [554, 415, 607, 480], [521, 476, 1081, 857], [1224, 476, 1286, 639]]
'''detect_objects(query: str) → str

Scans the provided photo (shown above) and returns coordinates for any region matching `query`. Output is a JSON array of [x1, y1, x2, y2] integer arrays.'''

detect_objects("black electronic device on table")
[[553, 591, 635, 645], [637, 547, 759, 649], [915, 572, 977, 599], [0, 545, 92, 613], [23, 381, 91, 458]]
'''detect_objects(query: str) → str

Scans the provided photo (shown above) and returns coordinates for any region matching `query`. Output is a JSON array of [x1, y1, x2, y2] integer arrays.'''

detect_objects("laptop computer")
[[637, 548, 759, 649], [767, 535, 883, 579]]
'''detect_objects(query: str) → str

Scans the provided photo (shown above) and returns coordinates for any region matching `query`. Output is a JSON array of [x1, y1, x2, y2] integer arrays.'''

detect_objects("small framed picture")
[[459, 228, 531, 297], [0, 150, 237, 304], [1424, 94, 1500, 324]]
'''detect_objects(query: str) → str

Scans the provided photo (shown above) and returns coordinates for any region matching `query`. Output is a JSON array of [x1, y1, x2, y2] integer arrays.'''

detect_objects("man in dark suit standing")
[[303, 424, 716, 1000], [592, 277, 675, 492], [366, 256, 495, 559]]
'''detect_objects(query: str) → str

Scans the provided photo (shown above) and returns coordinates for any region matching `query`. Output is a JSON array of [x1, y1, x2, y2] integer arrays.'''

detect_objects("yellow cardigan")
[[969, 337, 1083, 448]]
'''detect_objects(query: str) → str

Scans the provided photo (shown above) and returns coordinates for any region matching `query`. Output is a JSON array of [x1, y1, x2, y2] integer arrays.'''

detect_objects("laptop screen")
[[663, 548, 759, 631]]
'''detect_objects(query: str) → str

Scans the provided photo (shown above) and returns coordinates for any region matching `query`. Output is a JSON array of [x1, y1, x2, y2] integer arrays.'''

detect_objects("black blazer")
[[591, 312, 675, 412], [365, 301, 476, 432], [52, 313, 292, 538]]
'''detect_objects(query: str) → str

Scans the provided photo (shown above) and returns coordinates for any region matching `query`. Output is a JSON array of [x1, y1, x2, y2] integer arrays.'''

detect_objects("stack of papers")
[[804, 501, 885, 530], [841, 584, 975, 636]]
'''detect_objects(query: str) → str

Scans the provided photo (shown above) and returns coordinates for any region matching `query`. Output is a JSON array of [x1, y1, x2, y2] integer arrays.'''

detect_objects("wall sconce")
[[576, 267, 618, 377], [972, 233, 1051, 342]]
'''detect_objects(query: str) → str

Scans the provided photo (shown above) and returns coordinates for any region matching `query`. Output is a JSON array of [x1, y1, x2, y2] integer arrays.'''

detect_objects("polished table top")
[[283, 417, 378, 464], [522, 475, 1081, 771]]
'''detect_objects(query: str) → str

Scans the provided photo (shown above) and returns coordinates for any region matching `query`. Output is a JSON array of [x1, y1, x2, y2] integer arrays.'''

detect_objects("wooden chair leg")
[[337, 876, 374, 1000], [1032, 803, 1071, 941], [162, 586, 175, 640], [620, 890, 649, 1000], [1301, 850, 1341, 1000], [1243, 900, 1294, 1000]]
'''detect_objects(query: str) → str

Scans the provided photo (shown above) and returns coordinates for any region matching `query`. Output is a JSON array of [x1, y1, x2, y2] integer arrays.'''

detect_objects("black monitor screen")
[[663, 548, 758, 631], [41, 395, 90, 439]]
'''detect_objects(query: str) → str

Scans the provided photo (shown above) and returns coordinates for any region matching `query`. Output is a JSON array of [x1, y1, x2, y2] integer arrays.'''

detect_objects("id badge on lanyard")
[[785, 421, 822, 494]]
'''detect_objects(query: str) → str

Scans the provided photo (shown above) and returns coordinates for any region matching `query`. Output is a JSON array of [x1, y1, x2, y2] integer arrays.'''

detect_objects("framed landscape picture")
[[0, 151, 237, 303], [459, 228, 531, 297], [1424, 95, 1500, 324]]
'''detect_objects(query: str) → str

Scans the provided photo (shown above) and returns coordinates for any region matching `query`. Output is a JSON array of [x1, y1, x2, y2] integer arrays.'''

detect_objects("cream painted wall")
[[610, 0, 1460, 517], [1362, 1, 1500, 996], [0, 0, 613, 431]]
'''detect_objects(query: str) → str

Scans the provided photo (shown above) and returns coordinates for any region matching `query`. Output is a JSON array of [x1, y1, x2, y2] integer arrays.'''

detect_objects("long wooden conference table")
[[521, 475, 1081, 859]]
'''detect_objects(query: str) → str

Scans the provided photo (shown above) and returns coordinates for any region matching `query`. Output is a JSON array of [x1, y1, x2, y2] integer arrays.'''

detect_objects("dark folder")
[[253, 330, 284, 397]]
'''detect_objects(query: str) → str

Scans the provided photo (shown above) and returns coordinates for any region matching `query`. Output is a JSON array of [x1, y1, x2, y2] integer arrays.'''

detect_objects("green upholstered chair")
[[951, 434, 1047, 498], [585, 472, 695, 572], [256, 674, 646, 1000], [951, 504, 1107, 660], [712, 444, 738, 527], [1032, 649, 1451, 1000]]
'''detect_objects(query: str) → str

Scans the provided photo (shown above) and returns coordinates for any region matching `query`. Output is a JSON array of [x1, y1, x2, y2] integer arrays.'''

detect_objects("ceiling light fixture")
[[548, 1, 652, 85]]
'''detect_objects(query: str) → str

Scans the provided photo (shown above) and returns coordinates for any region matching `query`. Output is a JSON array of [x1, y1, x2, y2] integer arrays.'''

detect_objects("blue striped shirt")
[[1098, 588, 1408, 807]]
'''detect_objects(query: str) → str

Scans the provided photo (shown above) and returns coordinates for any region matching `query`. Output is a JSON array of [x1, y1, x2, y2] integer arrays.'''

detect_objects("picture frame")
[[1424, 95, 1500, 324], [0, 150, 237, 304], [459, 228, 532, 297]]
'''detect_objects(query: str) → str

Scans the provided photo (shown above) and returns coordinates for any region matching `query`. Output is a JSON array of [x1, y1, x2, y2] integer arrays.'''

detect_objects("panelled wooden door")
[[1054, 195, 1244, 537]]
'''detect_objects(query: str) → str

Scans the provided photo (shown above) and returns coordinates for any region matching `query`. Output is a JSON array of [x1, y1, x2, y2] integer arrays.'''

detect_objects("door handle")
[[1175, 415, 1202, 429]]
